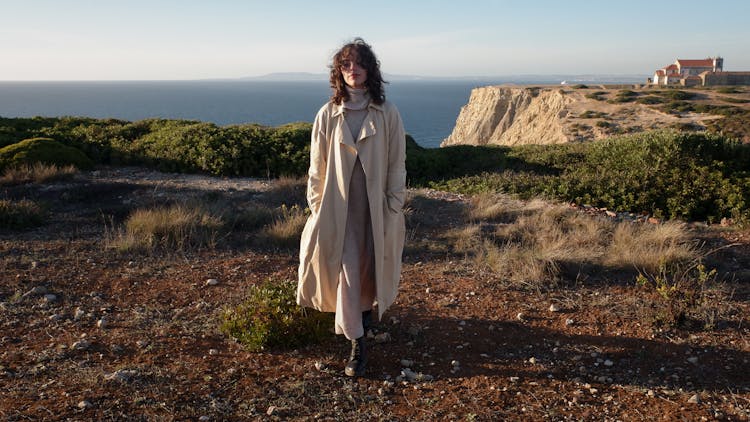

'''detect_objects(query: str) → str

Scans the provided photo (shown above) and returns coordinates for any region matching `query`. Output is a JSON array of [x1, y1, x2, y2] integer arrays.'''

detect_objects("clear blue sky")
[[2, 0, 749, 80]]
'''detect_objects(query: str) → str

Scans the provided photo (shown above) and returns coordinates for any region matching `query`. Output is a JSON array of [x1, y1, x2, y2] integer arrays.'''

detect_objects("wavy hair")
[[330, 38, 386, 105]]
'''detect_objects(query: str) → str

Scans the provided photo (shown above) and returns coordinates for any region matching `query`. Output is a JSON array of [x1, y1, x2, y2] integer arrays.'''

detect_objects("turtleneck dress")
[[335, 87, 376, 340]]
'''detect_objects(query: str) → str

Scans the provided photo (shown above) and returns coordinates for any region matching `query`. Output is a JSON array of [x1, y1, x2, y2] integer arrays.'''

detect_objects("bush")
[[0, 138, 93, 171], [429, 131, 750, 222], [261, 204, 308, 249], [0, 199, 45, 229], [220, 277, 333, 351]]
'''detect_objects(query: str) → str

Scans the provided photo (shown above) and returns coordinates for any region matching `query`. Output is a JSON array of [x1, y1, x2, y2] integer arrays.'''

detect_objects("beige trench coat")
[[297, 99, 406, 320]]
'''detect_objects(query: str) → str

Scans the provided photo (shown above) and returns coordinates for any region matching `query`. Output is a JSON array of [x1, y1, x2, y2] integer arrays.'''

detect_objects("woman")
[[297, 38, 406, 377]]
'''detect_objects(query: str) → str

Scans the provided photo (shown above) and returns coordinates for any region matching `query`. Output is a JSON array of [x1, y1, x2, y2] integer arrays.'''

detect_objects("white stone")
[[604, 360, 614, 367], [516, 312, 525, 321], [72, 340, 90, 351], [528, 357, 537, 364], [97, 318, 107, 329], [687, 356, 699, 364], [451, 360, 460, 367], [565, 318, 575, 326], [374, 332, 391, 343], [314, 361, 326, 371], [688, 394, 701, 404], [106, 369, 137, 382], [77, 400, 93, 410], [74, 308, 85, 321], [549, 303, 561, 312], [206, 279, 219, 286], [199, 416, 210, 421], [209, 349, 219, 356]]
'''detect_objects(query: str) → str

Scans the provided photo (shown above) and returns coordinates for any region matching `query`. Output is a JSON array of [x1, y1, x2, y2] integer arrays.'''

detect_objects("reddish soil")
[[1, 168, 749, 421]]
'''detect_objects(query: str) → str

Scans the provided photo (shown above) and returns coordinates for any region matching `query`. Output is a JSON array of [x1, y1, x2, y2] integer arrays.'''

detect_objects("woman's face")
[[340, 51, 367, 89]]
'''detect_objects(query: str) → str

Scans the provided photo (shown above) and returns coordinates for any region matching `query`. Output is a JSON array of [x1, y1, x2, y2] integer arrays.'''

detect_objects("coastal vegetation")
[[1, 115, 749, 223]]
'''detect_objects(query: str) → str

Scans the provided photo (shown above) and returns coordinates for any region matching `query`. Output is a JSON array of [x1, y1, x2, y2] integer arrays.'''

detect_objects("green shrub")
[[636, 95, 664, 105], [220, 278, 333, 351], [0, 199, 45, 229], [662, 90, 695, 101], [0, 138, 93, 171], [430, 131, 750, 223], [585, 91, 607, 101], [721, 97, 750, 104], [572, 84, 588, 89], [716, 87, 741, 94]]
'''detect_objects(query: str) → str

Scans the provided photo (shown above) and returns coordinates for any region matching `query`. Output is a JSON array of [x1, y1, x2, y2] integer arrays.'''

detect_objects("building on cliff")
[[650, 57, 750, 86]]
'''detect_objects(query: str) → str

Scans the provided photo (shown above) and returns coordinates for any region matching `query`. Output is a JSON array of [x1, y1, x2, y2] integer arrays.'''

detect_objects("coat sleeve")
[[385, 103, 406, 213], [307, 107, 328, 214]]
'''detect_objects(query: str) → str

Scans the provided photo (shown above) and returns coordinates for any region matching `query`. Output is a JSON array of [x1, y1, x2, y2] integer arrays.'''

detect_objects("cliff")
[[441, 85, 750, 147], [442, 86, 572, 147]]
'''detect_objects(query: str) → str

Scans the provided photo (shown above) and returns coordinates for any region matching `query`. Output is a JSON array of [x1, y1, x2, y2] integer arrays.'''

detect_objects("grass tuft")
[[261, 204, 308, 249], [0, 163, 78, 186], [112, 202, 224, 252], [0, 199, 45, 229]]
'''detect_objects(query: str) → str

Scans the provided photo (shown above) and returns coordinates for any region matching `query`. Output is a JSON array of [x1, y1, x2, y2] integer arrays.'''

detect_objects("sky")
[[2, 0, 749, 81]]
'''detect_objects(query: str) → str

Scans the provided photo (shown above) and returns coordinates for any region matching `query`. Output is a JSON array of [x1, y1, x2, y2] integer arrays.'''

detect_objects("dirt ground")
[[1, 168, 749, 421]]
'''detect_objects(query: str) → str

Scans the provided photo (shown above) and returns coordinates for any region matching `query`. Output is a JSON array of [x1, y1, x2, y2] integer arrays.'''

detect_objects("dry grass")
[[0, 163, 78, 185], [261, 204, 308, 248], [0, 199, 45, 229], [604, 221, 697, 273], [460, 194, 700, 288], [111, 202, 224, 252], [263, 175, 307, 206]]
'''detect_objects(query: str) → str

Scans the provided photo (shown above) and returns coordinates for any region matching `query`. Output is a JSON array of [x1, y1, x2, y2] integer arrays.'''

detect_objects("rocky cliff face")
[[441, 85, 739, 147], [442, 86, 572, 147]]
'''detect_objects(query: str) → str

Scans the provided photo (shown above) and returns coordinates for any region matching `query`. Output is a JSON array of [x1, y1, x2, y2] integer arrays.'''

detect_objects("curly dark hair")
[[330, 38, 386, 105]]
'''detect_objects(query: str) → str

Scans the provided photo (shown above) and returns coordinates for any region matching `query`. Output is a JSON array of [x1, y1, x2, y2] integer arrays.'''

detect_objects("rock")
[[688, 394, 701, 404], [401, 368, 418, 382], [205, 278, 219, 286], [509, 376, 520, 383], [43, 294, 58, 303], [604, 359, 614, 367], [516, 312, 526, 321], [565, 318, 575, 326], [48, 314, 63, 322], [451, 360, 460, 368], [400, 359, 414, 368], [425, 288, 431, 294], [106, 369, 137, 383], [687, 356, 699, 364], [71, 340, 90, 351], [314, 361, 326, 371], [646, 390, 655, 397], [548, 303, 561, 313], [27, 286, 48, 296], [266, 405, 277, 416], [374, 332, 391, 343], [209, 349, 219, 356], [77, 400, 93, 410], [136, 340, 149, 349], [199, 416, 210, 422], [74, 308, 86, 321], [528, 357, 537, 365], [97, 318, 107, 329]]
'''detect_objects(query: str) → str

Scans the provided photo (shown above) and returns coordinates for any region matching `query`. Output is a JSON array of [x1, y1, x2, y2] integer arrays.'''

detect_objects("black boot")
[[344, 336, 367, 377], [362, 310, 373, 332]]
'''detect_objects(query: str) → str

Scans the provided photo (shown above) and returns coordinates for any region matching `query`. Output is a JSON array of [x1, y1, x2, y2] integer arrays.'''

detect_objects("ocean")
[[0, 77, 643, 148]]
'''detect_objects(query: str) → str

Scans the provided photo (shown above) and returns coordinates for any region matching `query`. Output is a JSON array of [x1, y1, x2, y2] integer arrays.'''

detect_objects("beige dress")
[[334, 88, 376, 340]]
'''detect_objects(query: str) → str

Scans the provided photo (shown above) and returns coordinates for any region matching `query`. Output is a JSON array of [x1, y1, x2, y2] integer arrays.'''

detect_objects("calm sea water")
[[0, 80, 519, 148]]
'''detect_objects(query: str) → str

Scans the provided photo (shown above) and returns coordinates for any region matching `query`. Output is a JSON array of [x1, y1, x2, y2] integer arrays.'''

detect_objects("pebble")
[[266, 405, 277, 416], [516, 312, 526, 321], [77, 400, 93, 410], [528, 357, 537, 365], [48, 314, 63, 322], [28, 286, 48, 296], [425, 288, 431, 294], [688, 394, 701, 404], [136, 340, 149, 349], [205, 279, 219, 286], [97, 318, 107, 329], [549, 303, 561, 313], [604, 359, 614, 367], [199, 417, 210, 422], [374, 332, 391, 343], [43, 294, 58, 303], [74, 308, 86, 321], [565, 318, 575, 326], [687, 356, 699, 364], [509, 376, 520, 383], [451, 360, 460, 367], [314, 362, 326, 371], [72, 340, 90, 351], [646, 390, 655, 397], [400, 359, 414, 368], [106, 369, 137, 382], [209, 349, 219, 356]]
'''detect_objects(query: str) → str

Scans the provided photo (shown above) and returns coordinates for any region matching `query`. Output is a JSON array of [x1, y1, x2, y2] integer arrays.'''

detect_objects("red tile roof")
[[665, 64, 678, 71], [677, 59, 714, 68], [655, 70, 665, 76]]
